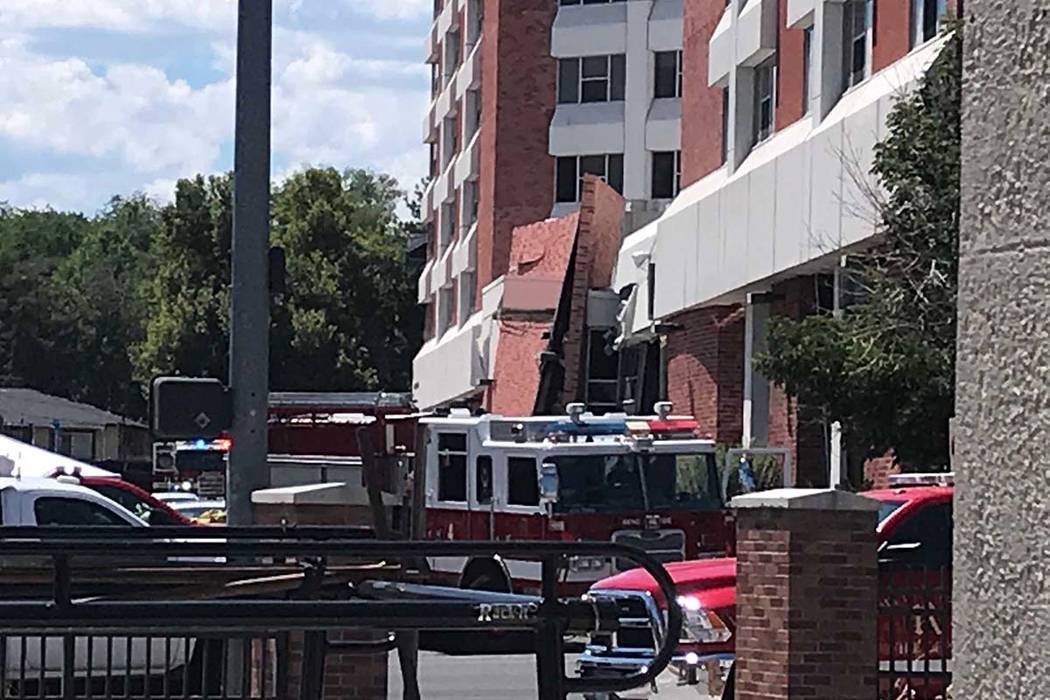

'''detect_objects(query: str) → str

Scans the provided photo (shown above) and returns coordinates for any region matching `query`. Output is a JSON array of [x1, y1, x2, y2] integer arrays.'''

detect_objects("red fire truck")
[[418, 403, 729, 595]]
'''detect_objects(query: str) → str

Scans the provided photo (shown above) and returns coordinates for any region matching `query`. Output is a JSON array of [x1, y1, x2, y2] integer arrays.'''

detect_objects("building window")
[[754, 58, 776, 143], [654, 50, 682, 99], [437, 433, 468, 502], [555, 154, 624, 202], [844, 0, 871, 89], [651, 151, 681, 199], [558, 55, 626, 104], [802, 26, 813, 114], [446, 30, 461, 76], [438, 286, 455, 335], [507, 457, 540, 506], [459, 271, 477, 320], [721, 87, 730, 165], [475, 455, 493, 504], [439, 202, 454, 251], [911, 0, 946, 48]]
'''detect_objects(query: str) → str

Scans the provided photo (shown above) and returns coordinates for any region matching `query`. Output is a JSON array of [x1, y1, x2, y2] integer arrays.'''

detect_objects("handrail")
[[0, 534, 680, 700]]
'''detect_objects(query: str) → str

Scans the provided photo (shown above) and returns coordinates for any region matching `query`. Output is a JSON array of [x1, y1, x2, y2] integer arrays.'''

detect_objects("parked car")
[[577, 474, 954, 699], [0, 477, 195, 687], [49, 473, 195, 526], [171, 499, 226, 524]]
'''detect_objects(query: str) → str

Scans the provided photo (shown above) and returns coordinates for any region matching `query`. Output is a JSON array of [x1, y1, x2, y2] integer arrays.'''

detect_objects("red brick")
[[681, 0, 727, 187]]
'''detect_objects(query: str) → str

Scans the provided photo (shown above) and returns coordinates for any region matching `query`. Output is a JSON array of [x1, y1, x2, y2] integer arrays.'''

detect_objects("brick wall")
[[285, 631, 388, 700], [775, 0, 806, 130], [735, 504, 878, 700], [665, 305, 745, 444], [475, 0, 558, 309], [681, 0, 727, 187], [766, 277, 827, 486], [873, 0, 911, 72], [558, 176, 625, 405]]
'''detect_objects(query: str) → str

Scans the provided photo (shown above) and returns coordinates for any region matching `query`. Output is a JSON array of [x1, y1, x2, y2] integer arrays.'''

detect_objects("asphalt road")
[[388, 652, 543, 698]]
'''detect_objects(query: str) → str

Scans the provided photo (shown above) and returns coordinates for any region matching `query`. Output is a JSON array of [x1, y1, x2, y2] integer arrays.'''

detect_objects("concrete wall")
[[955, 2, 1050, 696]]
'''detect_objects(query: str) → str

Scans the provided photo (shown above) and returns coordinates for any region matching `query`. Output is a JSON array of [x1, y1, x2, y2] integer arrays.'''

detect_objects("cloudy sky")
[[0, 0, 431, 213]]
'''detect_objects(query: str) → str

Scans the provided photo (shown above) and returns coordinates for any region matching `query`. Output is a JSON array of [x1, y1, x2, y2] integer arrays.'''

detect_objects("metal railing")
[[877, 563, 952, 700], [0, 527, 682, 700]]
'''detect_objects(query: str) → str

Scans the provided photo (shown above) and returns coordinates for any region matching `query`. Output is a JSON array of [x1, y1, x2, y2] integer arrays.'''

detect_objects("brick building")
[[613, 0, 954, 485], [413, 0, 685, 411], [413, 0, 955, 484]]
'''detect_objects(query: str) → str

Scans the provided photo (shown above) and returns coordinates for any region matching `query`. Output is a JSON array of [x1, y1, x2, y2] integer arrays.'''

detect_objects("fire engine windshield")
[[552, 452, 721, 513]]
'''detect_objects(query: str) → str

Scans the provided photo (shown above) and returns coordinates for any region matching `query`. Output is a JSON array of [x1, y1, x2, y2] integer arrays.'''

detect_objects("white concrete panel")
[[697, 192, 722, 304], [645, 98, 681, 152], [549, 103, 626, 156], [652, 207, 692, 319], [437, 0, 455, 37], [838, 100, 881, 248], [720, 176, 752, 298], [418, 260, 434, 304], [786, 0, 815, 28], [648, 0, 683, 52], [434, 79, 456, 124], [623, 0, 653, 202], [454, 42, 482, 101], [708, 8, 733, 87], [736, 0, 777, 67], [806, 121, 844, 258], [551, 3, 628, 57], [746, 161, 776, 286], [451, 223, 477, 277], [413, 320, 488, 409], [772, 137, 809, 274], [453, 130, 481, 189]]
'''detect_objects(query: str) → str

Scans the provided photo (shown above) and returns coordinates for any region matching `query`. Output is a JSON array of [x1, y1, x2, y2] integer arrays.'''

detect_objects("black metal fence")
[[877, 564, 952, 700], [0, 526, 683, 700]]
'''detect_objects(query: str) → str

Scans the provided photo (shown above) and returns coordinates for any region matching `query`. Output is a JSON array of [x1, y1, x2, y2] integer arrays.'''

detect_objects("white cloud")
[[0, 0, 237, 33], [349, 0, 431, 21], [0, 15, 428, 212]]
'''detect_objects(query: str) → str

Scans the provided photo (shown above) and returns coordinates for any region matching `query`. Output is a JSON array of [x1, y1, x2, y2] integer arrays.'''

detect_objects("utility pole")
[[227, 0, 273, 526]]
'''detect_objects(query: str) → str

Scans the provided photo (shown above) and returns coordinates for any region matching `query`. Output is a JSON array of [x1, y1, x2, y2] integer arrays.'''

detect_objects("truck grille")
[[611, 528, 685, 572]]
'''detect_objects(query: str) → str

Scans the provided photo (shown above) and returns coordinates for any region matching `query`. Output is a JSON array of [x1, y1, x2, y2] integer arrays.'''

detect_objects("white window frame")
[[844, 0, 873, 90], [753, 58, 776, 144], [911, 0, 947, 48], [654, 50, 683, 99], [651, 150, 681, 199], [558, 55, 625, 104]]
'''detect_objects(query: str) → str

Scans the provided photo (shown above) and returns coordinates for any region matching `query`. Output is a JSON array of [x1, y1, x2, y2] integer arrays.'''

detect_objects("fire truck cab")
[[420, 403, 728, 595]]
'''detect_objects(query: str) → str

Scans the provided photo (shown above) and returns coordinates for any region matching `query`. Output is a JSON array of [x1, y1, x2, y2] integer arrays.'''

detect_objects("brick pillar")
[[251, 484, 390, 700], [731, 489, 879, 700]]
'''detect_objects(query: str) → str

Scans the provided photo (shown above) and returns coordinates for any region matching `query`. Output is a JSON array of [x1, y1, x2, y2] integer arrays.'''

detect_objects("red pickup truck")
[[577, 476, 953, 700]]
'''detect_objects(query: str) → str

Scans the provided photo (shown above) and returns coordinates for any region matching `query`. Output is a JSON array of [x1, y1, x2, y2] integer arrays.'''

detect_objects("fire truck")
[[418, 402, 729, 595]]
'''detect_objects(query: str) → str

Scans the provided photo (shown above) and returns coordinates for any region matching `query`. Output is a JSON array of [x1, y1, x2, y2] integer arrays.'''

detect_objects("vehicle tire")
[[721, 663, 735, 700]]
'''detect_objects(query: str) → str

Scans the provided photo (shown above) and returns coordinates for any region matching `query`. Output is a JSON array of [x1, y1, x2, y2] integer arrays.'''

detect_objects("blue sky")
[[0, 0, 431, 213]]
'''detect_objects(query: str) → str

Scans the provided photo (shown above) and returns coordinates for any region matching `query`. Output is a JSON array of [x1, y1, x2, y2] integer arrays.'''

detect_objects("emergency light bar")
[[887, 472, 954, 487]]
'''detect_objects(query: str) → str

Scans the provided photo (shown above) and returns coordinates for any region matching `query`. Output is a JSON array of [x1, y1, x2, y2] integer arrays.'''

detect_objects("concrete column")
[[812, 0, 844, 121], [622, 0, 653, 201], [742, 293, 771, 448], [955, 2, 1050, 696], [732, 488, 878, 700]]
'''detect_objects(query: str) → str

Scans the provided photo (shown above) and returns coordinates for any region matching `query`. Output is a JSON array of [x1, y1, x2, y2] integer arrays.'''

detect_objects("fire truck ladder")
[[0, 526, 681, 700]]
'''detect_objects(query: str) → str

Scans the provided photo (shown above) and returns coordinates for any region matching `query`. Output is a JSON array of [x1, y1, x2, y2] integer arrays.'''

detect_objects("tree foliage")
[[754, 31, 962, 472], [0, 167, 424, 419]]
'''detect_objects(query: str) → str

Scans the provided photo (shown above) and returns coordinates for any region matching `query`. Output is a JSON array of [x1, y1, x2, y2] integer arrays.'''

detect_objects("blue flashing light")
[[194, 439, 208, 449], [550, 417, 628, 437]]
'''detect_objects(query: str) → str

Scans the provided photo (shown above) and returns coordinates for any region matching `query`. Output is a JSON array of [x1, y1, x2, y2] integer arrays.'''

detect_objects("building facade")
[[414, 0, 686, 411], [613, 0, 953, 484]]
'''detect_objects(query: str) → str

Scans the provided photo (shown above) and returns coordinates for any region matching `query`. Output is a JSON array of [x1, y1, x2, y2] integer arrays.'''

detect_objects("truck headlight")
[[568, 556, 608, 573], [676, 595, 732, 643]]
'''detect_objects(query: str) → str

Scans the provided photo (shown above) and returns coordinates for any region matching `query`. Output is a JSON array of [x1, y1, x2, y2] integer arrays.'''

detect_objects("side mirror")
[[539, 462, 559, 504]]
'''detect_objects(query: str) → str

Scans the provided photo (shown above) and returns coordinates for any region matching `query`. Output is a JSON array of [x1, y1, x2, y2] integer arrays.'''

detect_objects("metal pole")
[[227, 0, 273, 527]]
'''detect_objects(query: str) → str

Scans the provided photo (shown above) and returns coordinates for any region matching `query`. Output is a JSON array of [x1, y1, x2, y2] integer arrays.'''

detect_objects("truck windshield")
[[552, 452, 720, 513]]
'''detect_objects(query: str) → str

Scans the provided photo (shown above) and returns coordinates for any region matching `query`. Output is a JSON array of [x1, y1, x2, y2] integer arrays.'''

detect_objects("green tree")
[[133, 175, 232, 385], [754, 30, 961, 474], [270, 167, 422, 391]]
